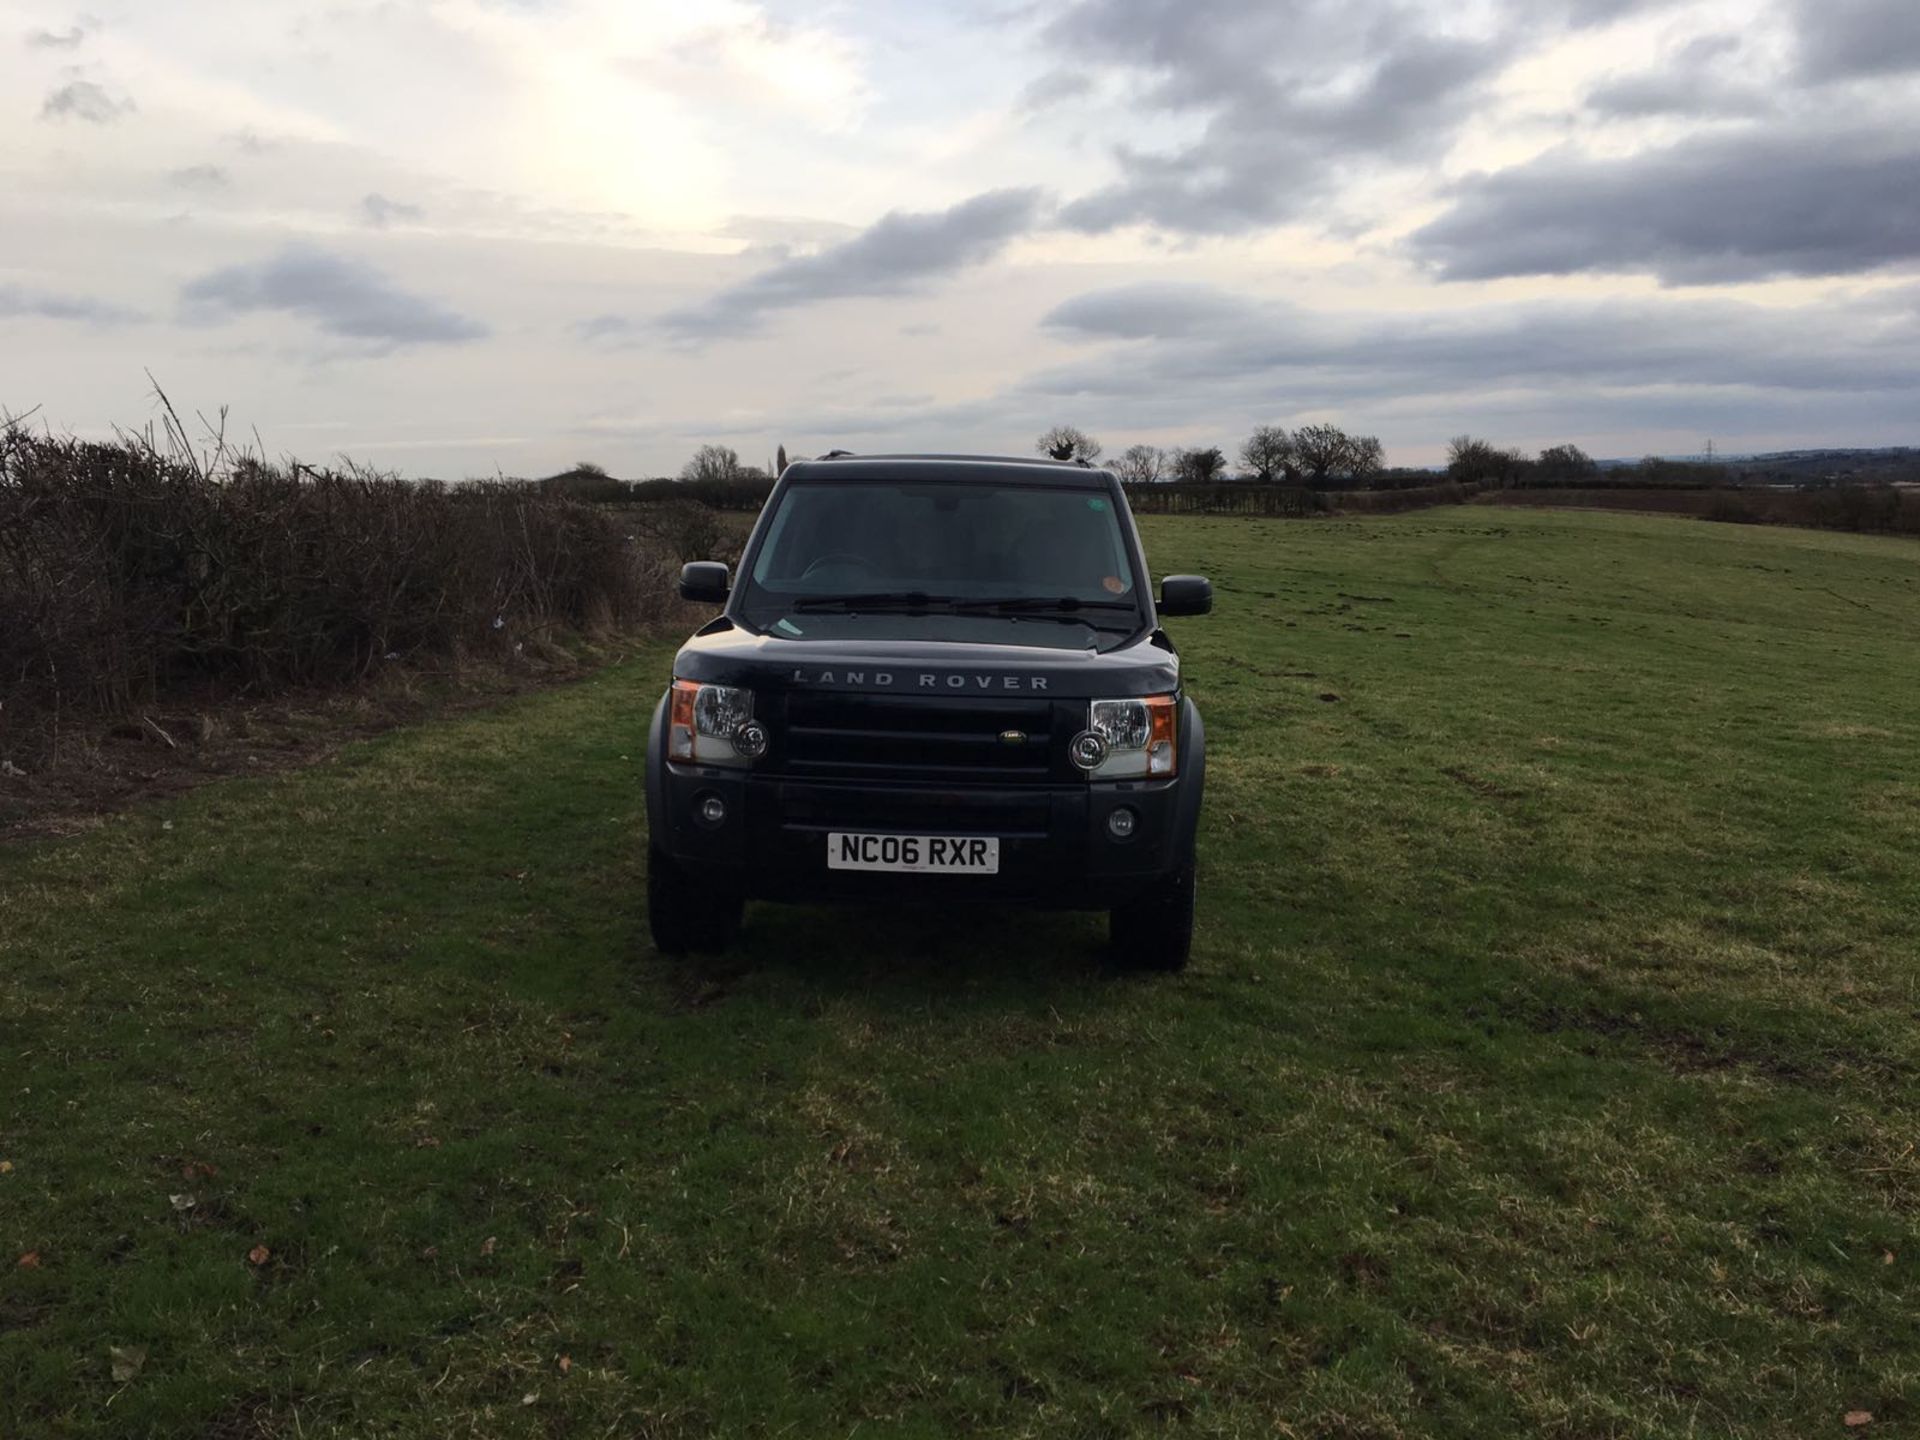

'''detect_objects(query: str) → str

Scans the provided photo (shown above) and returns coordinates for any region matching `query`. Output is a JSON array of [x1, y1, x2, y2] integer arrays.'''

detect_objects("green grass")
[[3, 507, 1917, 1438]]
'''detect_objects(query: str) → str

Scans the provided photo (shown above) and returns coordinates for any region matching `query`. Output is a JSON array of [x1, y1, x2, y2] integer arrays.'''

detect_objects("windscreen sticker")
[[1087, 498, 1109, 512], [1102, 575, 1126, 595]]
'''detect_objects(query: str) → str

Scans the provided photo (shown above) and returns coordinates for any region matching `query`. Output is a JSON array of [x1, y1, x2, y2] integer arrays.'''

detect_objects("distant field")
[[1482, 483, 1920, 534], [3, 508, 1917, 1437]]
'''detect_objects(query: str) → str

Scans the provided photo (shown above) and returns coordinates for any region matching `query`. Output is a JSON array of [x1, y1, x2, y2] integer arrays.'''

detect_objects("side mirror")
[[1159, 575, 1212, 617], [679, 561, 730, 604]]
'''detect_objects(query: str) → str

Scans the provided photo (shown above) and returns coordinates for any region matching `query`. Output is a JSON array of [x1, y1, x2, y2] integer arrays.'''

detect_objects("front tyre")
[[1109, 864, 1194, 973], [647, 846, 743, 955]]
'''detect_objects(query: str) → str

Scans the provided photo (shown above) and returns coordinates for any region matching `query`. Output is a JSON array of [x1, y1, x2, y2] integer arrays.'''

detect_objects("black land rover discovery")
[[643, 453, 1211, 969]]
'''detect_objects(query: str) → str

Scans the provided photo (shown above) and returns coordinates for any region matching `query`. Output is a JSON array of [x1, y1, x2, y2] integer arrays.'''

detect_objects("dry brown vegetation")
[[0, 420, 685, 767], [1484, 483, 1920, 533]]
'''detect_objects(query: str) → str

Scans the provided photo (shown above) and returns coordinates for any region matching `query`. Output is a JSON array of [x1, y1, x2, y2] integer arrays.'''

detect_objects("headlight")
[[668, 680, 758, 767], [1085, 696, 1177, 779]]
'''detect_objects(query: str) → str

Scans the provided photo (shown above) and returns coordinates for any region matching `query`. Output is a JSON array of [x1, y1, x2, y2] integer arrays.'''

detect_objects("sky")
[[2, 0, 1917, 477]]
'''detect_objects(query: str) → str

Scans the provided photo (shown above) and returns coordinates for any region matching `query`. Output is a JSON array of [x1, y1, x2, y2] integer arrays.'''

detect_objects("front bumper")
[[658, 765, 1187, 908]]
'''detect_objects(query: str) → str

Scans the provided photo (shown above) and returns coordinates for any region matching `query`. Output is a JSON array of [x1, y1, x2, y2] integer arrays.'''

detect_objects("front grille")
[[776, 693, 1058, 784]]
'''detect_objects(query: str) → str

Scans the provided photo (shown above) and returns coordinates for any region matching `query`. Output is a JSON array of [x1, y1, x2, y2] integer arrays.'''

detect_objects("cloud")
[[168, 165, 231, 190], [180, 246, 489, 346], [1793, 0, 1920, 80], [26, 24, 87, 49], [1585, 35, 1770, 118], [661, 187, 1046, 340], [40, 79, 132, 123], [0, 284, 143, 326], [1040, 0, 1677, 236], [1041, 283, 1247, 340], [1409, 129, 1920, 284], [1033, 281, 1920, 420], [616, 10, 873, 131], [623, 272, 1920, 460], [1584, 71, 1770, 118], [226, 128, 282, 154], [360, 193, 425, 228], [575, 314, 640, 344], [596, 262, 1920, 454], [1017, 69, 1094, 113]]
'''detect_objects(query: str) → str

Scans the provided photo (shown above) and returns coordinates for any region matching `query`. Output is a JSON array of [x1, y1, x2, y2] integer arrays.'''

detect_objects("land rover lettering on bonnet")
[[643, 453, 1212, 970], [787, 669, 1050, 691]]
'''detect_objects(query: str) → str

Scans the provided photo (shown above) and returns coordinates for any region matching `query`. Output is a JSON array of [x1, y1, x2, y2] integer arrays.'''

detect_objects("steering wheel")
[[801, 553, 873, 579]]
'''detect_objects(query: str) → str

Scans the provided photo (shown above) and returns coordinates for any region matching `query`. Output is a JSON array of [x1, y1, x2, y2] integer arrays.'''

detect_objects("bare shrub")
[[0, 423, 675, 761], [1126, 481, 1321, 516], [1334, 481, 1474, 514], [629, 498, 726, 564]]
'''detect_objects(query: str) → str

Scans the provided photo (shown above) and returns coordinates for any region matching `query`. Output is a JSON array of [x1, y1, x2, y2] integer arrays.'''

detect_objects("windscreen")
[[744, 479, 1140, 606]]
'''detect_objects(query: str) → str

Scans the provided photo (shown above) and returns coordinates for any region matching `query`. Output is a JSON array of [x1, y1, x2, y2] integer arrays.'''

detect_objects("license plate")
[[826, 833, 1000, 874]]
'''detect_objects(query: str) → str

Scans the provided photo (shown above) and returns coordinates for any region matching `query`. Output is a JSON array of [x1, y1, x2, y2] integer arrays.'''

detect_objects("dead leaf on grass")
[[109, 1345, 146, 1382], [0, 1159, 13, 1173], [1845, 1412, 1873, 1428], [481, 1235, 496, 1256], [17, 1251, 41, 1268], [168, 1193, 196, 1212], [557, 1355, 572, 1375], [247, 1245, 271, 1266]]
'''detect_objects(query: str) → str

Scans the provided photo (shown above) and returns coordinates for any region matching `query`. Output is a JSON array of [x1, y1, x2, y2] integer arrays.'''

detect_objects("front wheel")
[[647, 847, 744, 955], [1109, 864, 1194, 973]]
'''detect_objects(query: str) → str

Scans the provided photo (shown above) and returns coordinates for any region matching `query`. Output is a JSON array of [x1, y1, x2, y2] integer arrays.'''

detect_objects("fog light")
[[1069, 730, 1110, 772], [1106, 806, 1138, 841], [733, 721, 768, 760], [696, 794, 727, 827]]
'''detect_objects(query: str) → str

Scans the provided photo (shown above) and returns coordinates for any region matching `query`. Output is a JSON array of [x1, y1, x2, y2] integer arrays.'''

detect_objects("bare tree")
[[1289, 424, 1386, 486], [1536, 443, 1596, 483], [680, 444, 741, 484], [1347, 435, 1385, 483], [1240, 425, 1295, 483], [1170, 446, 1227, 484], [1113, 444, 1165, 484], [1447, 435, 1528, 487], [1291, 424, 1350, 484], [1037, 425, 1103, 463], [1447, 435, 1493, 480]]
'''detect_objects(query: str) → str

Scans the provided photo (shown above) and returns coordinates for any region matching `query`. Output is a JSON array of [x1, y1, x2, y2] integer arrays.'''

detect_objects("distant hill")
[[1592, 447, 1918, 484]]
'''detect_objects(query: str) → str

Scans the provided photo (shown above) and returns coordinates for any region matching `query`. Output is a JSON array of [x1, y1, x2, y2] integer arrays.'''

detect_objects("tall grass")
[[0, 422, 680, 761]]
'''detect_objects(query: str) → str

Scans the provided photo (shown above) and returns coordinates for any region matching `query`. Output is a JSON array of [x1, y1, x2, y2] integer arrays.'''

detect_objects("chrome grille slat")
[[776, 693, 1056, 784]]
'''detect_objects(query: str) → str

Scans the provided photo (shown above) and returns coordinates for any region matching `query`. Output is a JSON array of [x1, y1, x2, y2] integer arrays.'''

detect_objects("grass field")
[[3, 507, 1917, 1437]]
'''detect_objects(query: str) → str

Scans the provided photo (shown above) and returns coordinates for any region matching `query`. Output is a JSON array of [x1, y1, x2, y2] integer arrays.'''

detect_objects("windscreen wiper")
[[791, 591, 963, 613], [950, 596, 1139, 614], [979, 611, 1140, 633]]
